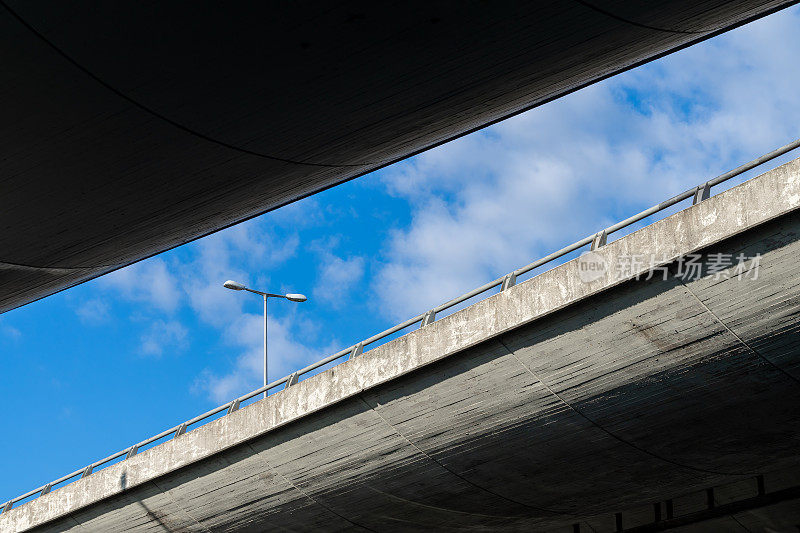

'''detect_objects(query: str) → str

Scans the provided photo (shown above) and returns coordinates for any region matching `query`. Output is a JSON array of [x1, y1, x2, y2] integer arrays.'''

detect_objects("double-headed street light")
[[223, 280, 307, 398]]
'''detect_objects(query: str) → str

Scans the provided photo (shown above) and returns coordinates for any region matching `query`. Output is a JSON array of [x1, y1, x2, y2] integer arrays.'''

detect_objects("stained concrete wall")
[[3, 159, 800, 532]]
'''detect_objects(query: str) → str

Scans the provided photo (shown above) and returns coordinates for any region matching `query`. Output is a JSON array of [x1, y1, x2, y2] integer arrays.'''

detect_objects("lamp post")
[[223, 280, 307, 398]]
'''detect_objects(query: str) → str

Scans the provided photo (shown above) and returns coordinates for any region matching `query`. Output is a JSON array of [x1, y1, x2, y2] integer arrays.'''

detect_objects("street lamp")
[[223, 280, 307, 398]]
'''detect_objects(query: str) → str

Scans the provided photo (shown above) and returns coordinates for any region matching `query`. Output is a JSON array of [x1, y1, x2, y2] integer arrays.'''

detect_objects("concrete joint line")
[[0, 2, 365, 170], [0, 260, 87, 273], [496, 338, 746, 477], [243, 443, 379, 533], [68, 515, 85, 532], [150, 478, 213, 533], [729, 514, 753, 532], [572, 0, 703, 34], [679, 280, 800, 389], [355, 394, 567, 515], [136, 498, 176, 533], [362, 483, 538, 519]]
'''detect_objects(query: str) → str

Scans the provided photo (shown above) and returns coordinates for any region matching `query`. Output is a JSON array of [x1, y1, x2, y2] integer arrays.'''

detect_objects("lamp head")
[[223, 280, 246, 291], [285, 293, 307, 302]]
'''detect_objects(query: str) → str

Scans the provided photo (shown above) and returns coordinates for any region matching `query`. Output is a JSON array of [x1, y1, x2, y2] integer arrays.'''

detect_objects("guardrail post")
[[590, 230, 607, 251], [126, 444, 139, 459], [174, 423, 188, 439], [284, 372, 299, 389], [501, 272, 516, 291], [227, 398, 241, 414], [2, 501, 12, 513], [421, 309, 436, 327], [80, 465, 93, 479], [349, 342, 364, 359], [39, 484, 52, 496], [693, 182, 711, 204]]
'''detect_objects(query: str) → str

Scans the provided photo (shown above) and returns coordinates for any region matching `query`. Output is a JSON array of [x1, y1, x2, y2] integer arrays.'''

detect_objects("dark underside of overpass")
[[1, 0, 796, 314]]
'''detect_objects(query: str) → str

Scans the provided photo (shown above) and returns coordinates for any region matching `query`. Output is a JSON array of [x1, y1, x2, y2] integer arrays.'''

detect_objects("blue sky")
[[3, 6, 800, 505]]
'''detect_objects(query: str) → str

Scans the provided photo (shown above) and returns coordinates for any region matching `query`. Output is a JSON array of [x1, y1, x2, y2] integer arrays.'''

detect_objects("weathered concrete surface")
[[3, 159, 800, 531]]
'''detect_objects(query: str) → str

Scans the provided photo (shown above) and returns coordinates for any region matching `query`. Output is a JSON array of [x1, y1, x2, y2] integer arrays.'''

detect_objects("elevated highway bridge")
[[2, 154, 800, 532]]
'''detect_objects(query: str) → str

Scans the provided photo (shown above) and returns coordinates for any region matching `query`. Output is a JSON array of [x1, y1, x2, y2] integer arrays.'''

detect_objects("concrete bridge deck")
[[3, 160, 800, 531]]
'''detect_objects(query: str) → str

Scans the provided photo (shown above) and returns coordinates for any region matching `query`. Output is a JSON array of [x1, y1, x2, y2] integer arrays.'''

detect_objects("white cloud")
[[181, 221, 300, 326], [85, 210, 319, 401], [89, 214, 302, 327], [165, 218, 327, 403], [0, 318, 21, 340], [75, 298, 111, 324], [140, 319, 189, 357], [193, 313, 324, 403], [99, 259, 181, 314], [313, 253, 365, 307], [375, 7, 800, 321]]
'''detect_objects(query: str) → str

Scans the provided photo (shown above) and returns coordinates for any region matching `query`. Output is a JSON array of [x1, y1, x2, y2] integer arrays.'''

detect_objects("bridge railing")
[[4, 137, 800, 515]]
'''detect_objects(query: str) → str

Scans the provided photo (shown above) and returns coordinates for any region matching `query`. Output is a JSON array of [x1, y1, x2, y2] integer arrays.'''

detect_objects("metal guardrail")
[[3, 137, 800, 515]]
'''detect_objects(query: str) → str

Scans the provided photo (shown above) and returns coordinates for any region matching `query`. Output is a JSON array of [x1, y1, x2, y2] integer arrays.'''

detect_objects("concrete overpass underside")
[[1, 0, 796, 314], [4, 159, 800, 531]]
